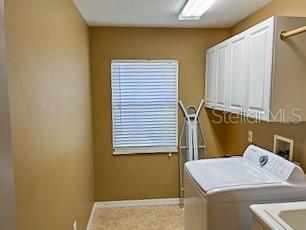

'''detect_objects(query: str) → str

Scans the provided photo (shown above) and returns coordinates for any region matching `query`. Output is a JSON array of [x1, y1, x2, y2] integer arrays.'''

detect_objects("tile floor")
[[89, 205, 184, 230]]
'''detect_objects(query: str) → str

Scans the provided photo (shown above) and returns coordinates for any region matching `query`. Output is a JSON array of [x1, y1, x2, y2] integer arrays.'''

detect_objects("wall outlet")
[[72, 221, 77, 230], [248, 130, 253, 143]]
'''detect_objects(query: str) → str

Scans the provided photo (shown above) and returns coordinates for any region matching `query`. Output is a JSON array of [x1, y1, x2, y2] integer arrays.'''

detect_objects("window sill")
[[113, 147, 178, 155]]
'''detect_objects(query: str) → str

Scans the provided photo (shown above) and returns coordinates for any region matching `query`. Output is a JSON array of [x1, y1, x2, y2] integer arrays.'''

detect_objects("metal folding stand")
[[178, 99, 206, 208]]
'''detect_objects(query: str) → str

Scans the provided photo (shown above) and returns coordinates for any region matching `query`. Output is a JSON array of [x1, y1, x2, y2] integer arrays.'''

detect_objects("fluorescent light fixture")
[[178, 0, 217, 20]]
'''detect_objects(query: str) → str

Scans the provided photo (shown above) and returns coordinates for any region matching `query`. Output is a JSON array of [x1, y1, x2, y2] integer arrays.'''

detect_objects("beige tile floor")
[[89, 205, 184, 230]]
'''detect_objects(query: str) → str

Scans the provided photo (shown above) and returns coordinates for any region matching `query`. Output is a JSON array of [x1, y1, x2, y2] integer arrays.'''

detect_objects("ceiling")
[[73, 0, 272, 28]]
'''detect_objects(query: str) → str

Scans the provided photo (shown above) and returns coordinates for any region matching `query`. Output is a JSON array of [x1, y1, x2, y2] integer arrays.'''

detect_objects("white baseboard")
[[86, 203, 96, 230], [94, 198, 179, 209], [86, 198, 179, 230]]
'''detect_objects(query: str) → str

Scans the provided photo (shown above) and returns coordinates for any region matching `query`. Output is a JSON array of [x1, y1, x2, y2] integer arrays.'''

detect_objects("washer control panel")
[[259, 155, 269, 167], [243, 145, 304, 182]]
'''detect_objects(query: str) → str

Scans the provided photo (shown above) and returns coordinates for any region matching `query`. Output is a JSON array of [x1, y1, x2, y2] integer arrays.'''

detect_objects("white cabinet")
[[205, 16, 306, 122], [215, 41, 230, 111], [205, 47, 216, 109], [228, 17, 274, 120], [204, 16, 306, 122], [246, 17, 274, 121], [228, 32, 248, 115]]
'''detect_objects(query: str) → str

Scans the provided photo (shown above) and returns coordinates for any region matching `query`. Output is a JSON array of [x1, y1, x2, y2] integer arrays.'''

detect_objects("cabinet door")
[[246, 17, 274, 121], [205, 47, 216, 109], [228, 33, 248, 115], [215, 41, 230, 111]]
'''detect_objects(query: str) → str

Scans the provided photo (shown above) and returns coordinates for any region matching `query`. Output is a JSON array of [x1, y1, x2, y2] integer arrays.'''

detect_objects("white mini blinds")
[[111, 60, 178, 154]]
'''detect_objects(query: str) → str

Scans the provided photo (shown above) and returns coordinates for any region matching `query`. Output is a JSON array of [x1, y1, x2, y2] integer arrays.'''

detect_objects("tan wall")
[[231, 0, 306, 34], [5, 0, 94, 229], [0, 0, 17, 229], [90, 27, 229, 201], [225, 0, 306, 168]]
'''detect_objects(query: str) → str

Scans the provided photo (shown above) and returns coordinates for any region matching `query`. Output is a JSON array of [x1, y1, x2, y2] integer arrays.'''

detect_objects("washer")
[[184, 145, 306, 230]]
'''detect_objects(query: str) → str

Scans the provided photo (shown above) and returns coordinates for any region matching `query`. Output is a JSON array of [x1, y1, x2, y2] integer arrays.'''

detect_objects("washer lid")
[[185, 157, 280, 193]]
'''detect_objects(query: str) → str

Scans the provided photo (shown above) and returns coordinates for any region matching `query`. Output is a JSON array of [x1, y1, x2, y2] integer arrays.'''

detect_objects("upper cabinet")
[[205, 47, 216, 109], [205, 16, 306, 122], [246, 17, 274, 121], [215, 41, 230, 111], [228, 32, 248, 115]]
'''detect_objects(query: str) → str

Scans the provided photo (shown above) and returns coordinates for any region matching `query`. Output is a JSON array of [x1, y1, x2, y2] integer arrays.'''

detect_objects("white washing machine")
[[184, 145, 306, 230]]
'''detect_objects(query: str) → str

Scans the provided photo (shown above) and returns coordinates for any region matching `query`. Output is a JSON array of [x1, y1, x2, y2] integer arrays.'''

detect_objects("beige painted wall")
[[225, 0, 306, 168], [5, 0, 94, 229], [0, 0, 17, 229], [90, 27, 229, 201], [231, 0, 306, 34]]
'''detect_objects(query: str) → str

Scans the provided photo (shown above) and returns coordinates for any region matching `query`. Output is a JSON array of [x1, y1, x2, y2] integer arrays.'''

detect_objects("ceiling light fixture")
[[178, 0, 217, 20]]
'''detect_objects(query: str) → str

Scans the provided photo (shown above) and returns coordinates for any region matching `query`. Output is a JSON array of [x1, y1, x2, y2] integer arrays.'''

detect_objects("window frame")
[[111, 59, 179, 155]]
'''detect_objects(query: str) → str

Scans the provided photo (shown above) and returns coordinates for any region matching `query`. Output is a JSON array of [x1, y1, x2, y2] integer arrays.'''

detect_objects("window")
[[111, 60, 178, 154]]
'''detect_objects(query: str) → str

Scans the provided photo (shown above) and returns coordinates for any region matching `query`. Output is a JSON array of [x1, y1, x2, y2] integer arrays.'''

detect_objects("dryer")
[[184, 145, 306, 230]]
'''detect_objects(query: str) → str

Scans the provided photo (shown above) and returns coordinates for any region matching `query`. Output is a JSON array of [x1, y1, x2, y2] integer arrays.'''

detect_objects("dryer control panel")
[[243, 145, 304, 182]]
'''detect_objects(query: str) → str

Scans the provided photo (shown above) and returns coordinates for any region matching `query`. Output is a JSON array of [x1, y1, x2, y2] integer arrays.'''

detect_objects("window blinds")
[[111, 60, 178, 154]]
